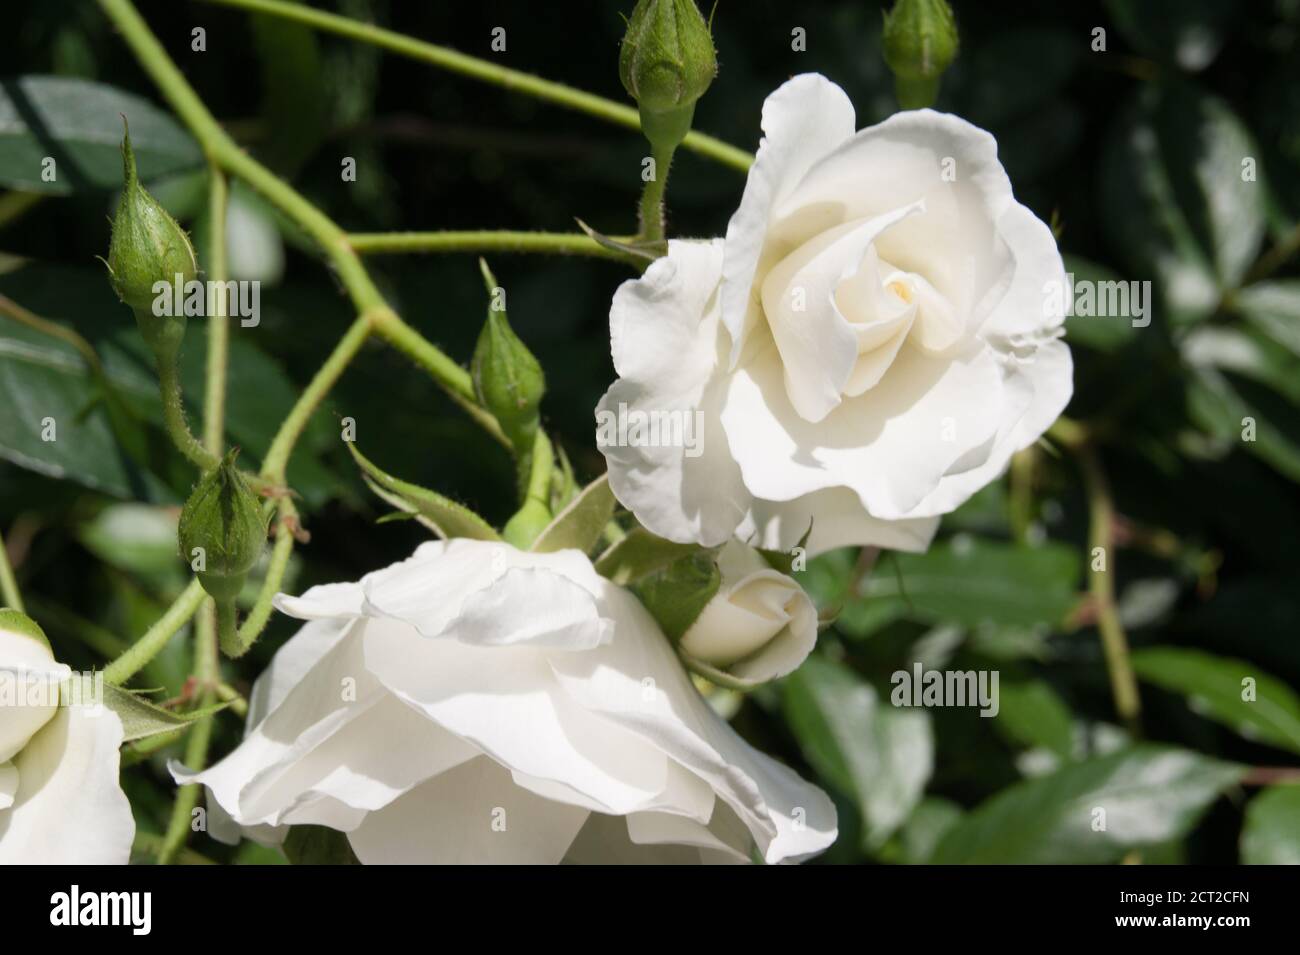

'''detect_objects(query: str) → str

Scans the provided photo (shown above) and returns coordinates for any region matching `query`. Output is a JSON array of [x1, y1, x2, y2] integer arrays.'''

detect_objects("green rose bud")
[[619, 0, 717, 151], [882, 0, 959, 110], [471, 260, 545, 463], [178, 449, 268, 604], [105, 122, 197, 365]]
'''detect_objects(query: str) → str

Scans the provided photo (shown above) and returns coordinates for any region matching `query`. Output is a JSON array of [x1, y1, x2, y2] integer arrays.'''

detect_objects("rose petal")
[[723, 338, 1012, 519], [347, 756, 589, 864], [0, 705, 133, 864], [722, 74, 857, 364], [598, 240, 751, 547]]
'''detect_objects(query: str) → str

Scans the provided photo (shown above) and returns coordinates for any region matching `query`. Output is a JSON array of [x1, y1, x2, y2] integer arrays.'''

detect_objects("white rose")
[[175, 538, 835, 864], [0, 610, 134, 864], [597, 73, 1072, 556], [677, 541, 817, 689]]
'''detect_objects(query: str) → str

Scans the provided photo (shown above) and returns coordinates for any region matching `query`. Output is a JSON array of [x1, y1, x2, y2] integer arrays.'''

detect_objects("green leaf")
[[995, 678, 1076, 761], [594, 527, 698, 585], [282, 825, 360, 865], [1234, 281, 1300, 357], [530, 474, 615, 554], [0, 76, 202, 195], [783, 656, 933, 851], [879, 797, 964, 865], [1240, 785, 1300, 865], [349, 443, 500, 542], [1131, 647, 1300, 755], [83, 678, 229, 744], [1187, 364, 1300, 482], [1099, 83, 1265, 323], [0, 301, 158, 499], [860, 538, 1082, 629], [931, 745, 1243, 863]]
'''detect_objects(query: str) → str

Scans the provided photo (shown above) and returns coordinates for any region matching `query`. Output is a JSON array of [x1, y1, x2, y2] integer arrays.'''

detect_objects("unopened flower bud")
[[472, 260, 545, 459], [676, 541, 817, 689], [619, 0, 717, 151], [105, 122, 197, 364], [882, 0, 959, 110], [177, 450, 267, 603]]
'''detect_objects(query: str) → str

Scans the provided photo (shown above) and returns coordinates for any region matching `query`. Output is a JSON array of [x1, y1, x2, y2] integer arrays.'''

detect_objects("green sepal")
[[630, 546, 721, 642], [67, 675, 231, 743], [0, 607, 51, 650], [530, 474, 616, 555], [349, 443, 500, 541]]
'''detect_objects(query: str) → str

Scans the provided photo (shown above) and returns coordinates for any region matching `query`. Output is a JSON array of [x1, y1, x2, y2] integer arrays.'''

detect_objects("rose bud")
[[471, 260, 545, 466], [619, 0, 718, 151], [177, 449, 268, 608], [882, 0, 959, 109], [105, 122, 197, 365], [676, 541, 818, 689]]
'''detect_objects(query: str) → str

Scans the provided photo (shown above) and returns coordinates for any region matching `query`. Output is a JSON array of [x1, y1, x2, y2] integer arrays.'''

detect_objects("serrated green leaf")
[[783, 656, 933, 851], [1131, 647, 1300, 755], [349, 443, 499, 542], [530, 473, 615, 554], [931, 745, 1243, 863], [1240, 785, 1300, 864], [0, 76, 202, 195]]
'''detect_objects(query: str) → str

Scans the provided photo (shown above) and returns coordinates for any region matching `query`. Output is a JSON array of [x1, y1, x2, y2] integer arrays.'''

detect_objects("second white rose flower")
[[598, 73, 1072, 556]]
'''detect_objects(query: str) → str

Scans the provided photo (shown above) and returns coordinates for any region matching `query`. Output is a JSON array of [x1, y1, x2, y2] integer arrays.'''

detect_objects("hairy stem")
[[103, 578, 207, 686], [157, 599, 217, 864], [157, 357, 220, 472], [199, 0, 754, 173], [228, 499, 297, 656], [349, 230, 640, 265], [203, 167, 230, 454]]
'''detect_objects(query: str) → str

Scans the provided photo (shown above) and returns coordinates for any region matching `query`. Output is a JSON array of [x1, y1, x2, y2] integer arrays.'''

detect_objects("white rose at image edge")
[[173, 538, 836, 864], [0, 623, 134, 864], [597, 73, 1072, 556]]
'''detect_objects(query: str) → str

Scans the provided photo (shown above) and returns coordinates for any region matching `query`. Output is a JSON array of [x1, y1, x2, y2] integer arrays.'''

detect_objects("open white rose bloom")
[[598, 73, 1072, 555], [0, 613, 134, 864], [175, 538, 836, 864]]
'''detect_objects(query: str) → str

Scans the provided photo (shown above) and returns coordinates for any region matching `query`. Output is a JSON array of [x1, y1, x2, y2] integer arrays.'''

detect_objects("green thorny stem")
[[199, 0, 754, 173], [1049, 418, 1143, 736]]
